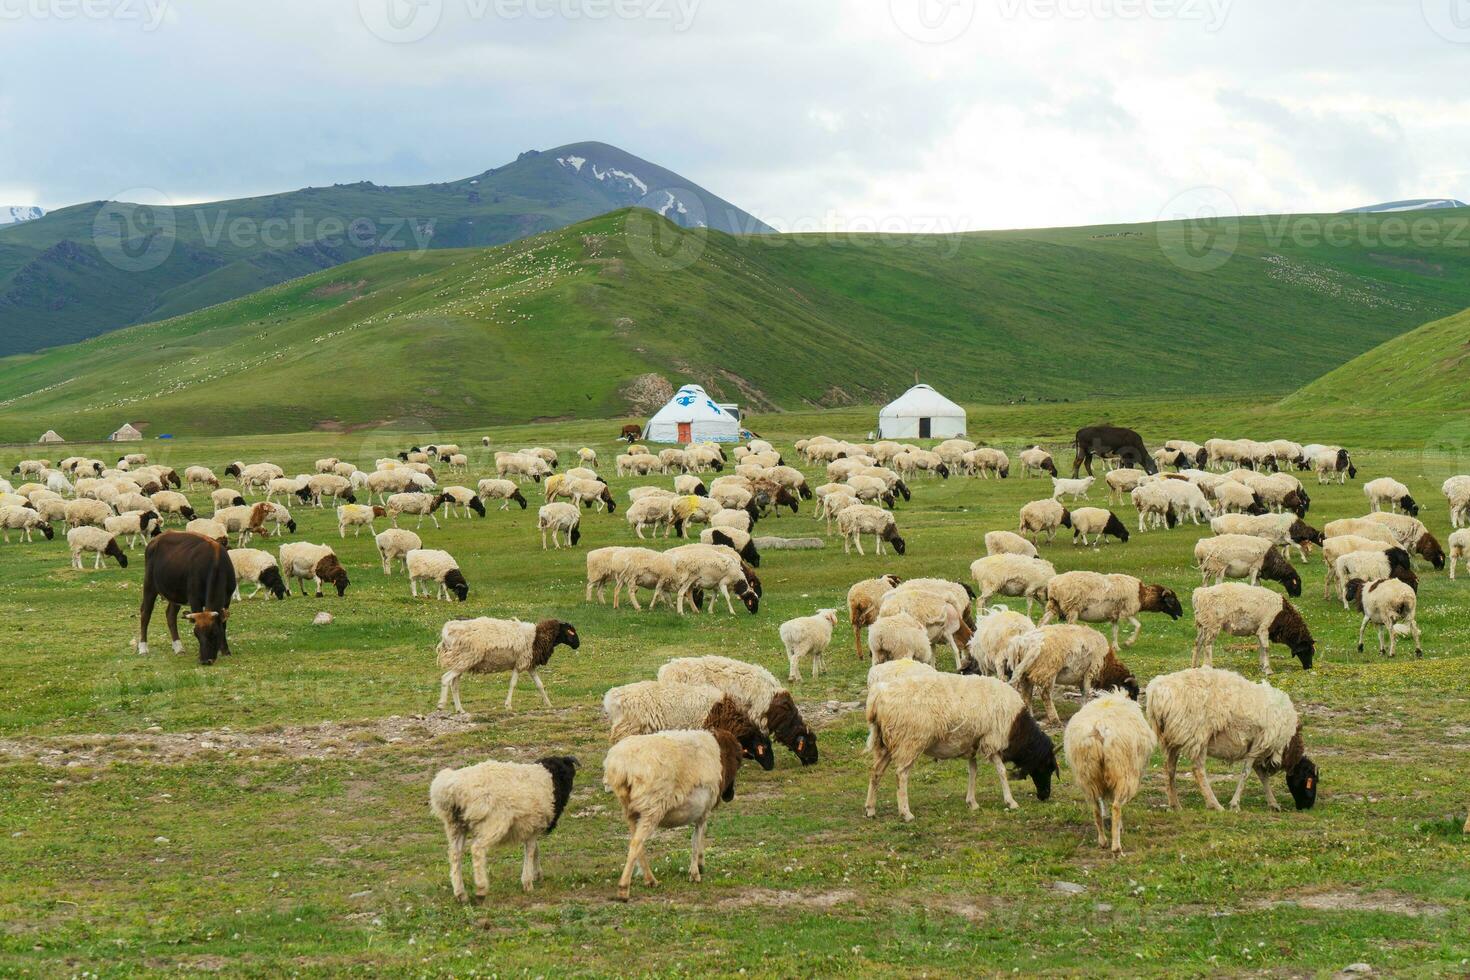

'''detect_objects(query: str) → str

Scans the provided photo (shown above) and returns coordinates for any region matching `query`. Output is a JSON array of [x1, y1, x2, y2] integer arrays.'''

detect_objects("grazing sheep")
[[0, 505, 54, 543], [429, 756, 578, 899], [338, 503, 387, 538], [1309, 446, 1357, 484], [150, 490, 197, 523], [664, 543, 760, 615], [1145, 667, 1318, 812], [624, 495, 681, 539], [865, 672, 1057, 818], [673, 474, 706, 496], [1039, 571, 1183, 650], [437, 486, 487, 520], [406, 549, 470, 602], [387, 491, 450, 530], [1018, 499, 1072, 544], [657, 655, 819, 765], [1214, 479, 1265, 515], [1064, 693, 1156, 853], [66, 526, 128, 570], [1364, 512, 1447, 570], [1191, 583, 1314, 674], [1051, 476, 1095, 501], [1210, 512, 1322, 563], [1442, 476, 1470, 528], [1071, 507, 1131, 547], [844, 475, 895, 509], [708, 507, 754, 535], [1129, 483, 1179, 532], [968, 606, 1035, 679], [1019, 446, 1058, 478], [495, 452, 551, 484], [185, 518, 229, 546], [1158, 477, 1214, 526], [537, 503, 582, 550], [847, 574, 902, 657], [228, 549, 288, 600], [602, 681, 774, 770], [1450, 529, 1470, 580], [970, 554, 1056, 618], [278, 542, 351, 597], [103, 511, 163, 550], [1321, 536, 1408, 600], [603, 729, 743, 901], [477, 478, 529, 511], [437, 618, 580, 712], [64, 497, 113, 529], [962, 448, 1010, 479], [838, 504, 907, 556], [1365, 477, 1419, 516], [1345, 578, 1423, 658], [212, 488, 247, 511], [984, 530, 1037, 558], [867, 612, 936, 667], [305, 474, 356, 508], [1194, 535, 1302, 597], [1009, 625, 1138, 723], [1332, 549, 1418, 608], [375, 528, 422, 575], [699, 527, 761, 567], [1105, 468, 1148, 502]]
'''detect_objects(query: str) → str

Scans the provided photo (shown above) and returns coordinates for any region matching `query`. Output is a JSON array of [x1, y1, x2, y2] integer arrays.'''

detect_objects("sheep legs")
[[1164, 747, 1181, 809], [617, 817, 659, 901], [444, 824, 467, 902], [990, 754, 1020, 810], [1189, 754, 1225, 811], [530, 670, 552, 708], [520, 840, 539, 893], [864, 744, 892, 818], [689, 818, 707, 882], [470, 839, 490, 903], [966, 756, 979, 810], [438, 670, 466, 714]]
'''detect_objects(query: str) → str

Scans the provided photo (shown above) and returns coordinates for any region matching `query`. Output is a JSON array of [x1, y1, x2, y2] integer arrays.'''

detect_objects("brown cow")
[[137, 532, 237, 665]]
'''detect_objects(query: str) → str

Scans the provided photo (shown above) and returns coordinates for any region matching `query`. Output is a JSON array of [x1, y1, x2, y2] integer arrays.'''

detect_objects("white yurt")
[[878, 384, 966, 440], [645, 384, 741, 444], [37, 430, 64, 444], [109, 423, 144, 442]]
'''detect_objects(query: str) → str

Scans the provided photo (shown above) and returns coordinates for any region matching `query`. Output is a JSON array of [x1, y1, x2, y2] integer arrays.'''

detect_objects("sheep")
[[855, 466, 910, 502], [406, 549, 470, 602], [968, 606, 1035, 679], [1019, 446, 1058, 478], [473, 478, 527, 512], [624, 495, 680, 539], [1145, 667, 1318, 812], [266, 476, 312, 505], [865, 672, 1058, 818], [1129, 483, 1179, 532], [114, 492, 160, 518], [211, 488, 247, 511], [984, 530, 1037, 558], [602, 681, 774, 770], [0, 506, 54, 543], [1443, 476, 1470, 528], [603, 729, 744, 901], [970, 554, 1055, 617], [866, 612, 937, 667], [1191, 584, 1314, 674], [895, 448, 949, 479], [934, 438, 976, 466], [867, 657, 943, 689], [313, 457, 340, 474], [698, 527, 761, 567], [844, 474, 894, 508], [1158, 477, 1214, 526], [228, 549, 288, 600], [558, 476, 617, 513], [232, 462, 285, 495], [1051, 476, 1095, 501], [657, 655, 819, 765], [1331, 548, 1417, 608], [66, 526, 128, 570], [337, 503, 386, 538], [673, 474, 706, 496], [1009, 625, 1138, 723], [962, 448, 1010, 479], [837, 504, 906, 556], [1364, 512, 1447, 570], [1214, 479, 1266, 515], [184, 466, 220, 489], [535, 502, 582, 550], [365, 468, 427, 502], [1309, 446, 1357, 484], [278, 542, 351, 597], [436, 486, 487, 520], [437, 618, 580, 712], [1105, 468, 1148, 502], [1266, 440, 1307, 470], [387, 491, 451, 530], [847, 574, 902, 657], [1344, 577, 1424, 658], [64, 497, 114, 529], [1039, 572, 1183, 650], [1071, 507, 1131, 547], [429, 755, 578, 900], [1194, 535, 1302, 596], [665, 543, 759, 615], [185, 518, 229, 546], [1064, 693, 1156, 854], [709, 482, 754, 512], [103, 511, 163, 550], [1018, 499, 1072, 544], [1365, 477, 1419, 516], [495, 452, 550, 484], [303, 474, 355, 508], [1210, 513, 1322, 562], [1451, 529, 1470, 579], [150, 490, 197, 523]]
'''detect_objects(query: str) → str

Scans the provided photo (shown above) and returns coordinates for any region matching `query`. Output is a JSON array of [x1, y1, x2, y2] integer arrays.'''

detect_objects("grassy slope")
[[1285, 305, 1470, 412], [6, 208, 1470, 443], [1, 401, 1468, 976]]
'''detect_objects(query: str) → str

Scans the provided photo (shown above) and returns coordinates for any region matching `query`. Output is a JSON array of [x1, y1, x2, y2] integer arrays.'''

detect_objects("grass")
[[2, 398, 1469, 976], [1286, 305, 1470, 413]]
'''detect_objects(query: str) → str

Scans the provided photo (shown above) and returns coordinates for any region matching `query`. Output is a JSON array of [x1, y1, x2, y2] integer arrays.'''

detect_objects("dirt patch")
[[312, 418, 391, 433], [1263, 890, 1448, 917], [309, 279, 368, 299], [621, 373, 673, 414], [805, 700, 863, 728], [715, 887, 858, 910]]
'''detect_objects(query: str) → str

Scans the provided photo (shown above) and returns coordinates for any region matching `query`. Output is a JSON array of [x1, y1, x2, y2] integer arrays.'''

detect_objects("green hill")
[[4, 207, 1470, 442]]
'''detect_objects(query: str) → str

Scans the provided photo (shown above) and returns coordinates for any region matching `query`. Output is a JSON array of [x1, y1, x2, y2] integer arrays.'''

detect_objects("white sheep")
[[1039, 571, 1183, 650], [1345, 578, 1422, 658], [1063, 693, 1155, 853], [1018, 499, 1070, 544], [847, 574, 902, 657], [1051, 476, 1095, 501], [66, 526, 128, 570], [0, 505, 54, 543], [1009, 624, 1135, 724], [866, 612, 936, 667], [1443, 476, 1470, 528], [211, 487, 246, 511], [967, 606, 1034, 679], [837, 504, 906, 556], [1070, 507, 1131, 547], [1191, 583, 1315, 674], [657, 655, 819, 765], [103, 511, 162, 550], [437, 618, 581, 712], [1129, 482, 1177, 532], [984, 530, 1037, 558], [373, 527, 422, 575], [1450, 528, 1470, 579], [1365, 477, 1419, 516], [624, 495, 679, 539], [665, 543, 758, 615], [337, 503, 386, 538], [1145, 667, 1318, 812], [1210, 512, 1320, 563], [64, 497, 113, 529], [406, 549, 470, 601], [1363, 512, 1447, 570], [970, 554, 1055, 617], [475, 479, 527, 512], [1332, 548, 1417, 608], [877, 588, 971, 668], [1194, 535, 1302, 596], [601, 682, 773, 771], [1018, 446, 1057, 478], [537, 502, 582, 550], [185, 518, 229, 545], [387, 491, 448, 530], [278, 542, 350, 597], [1105, 468, 1148, 502]]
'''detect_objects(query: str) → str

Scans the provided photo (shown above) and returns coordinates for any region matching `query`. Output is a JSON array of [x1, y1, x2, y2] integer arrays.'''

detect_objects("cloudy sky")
[[2, 0, 1467, 231]]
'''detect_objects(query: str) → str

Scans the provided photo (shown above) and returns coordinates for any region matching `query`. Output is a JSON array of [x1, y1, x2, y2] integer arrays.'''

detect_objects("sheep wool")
[[436, 618, 580, 712], [847, 574, 902, 656], [867, 612, 936, 668], [228, 548, 287, 600], [657, 655, 818, 765], [1039, 571, 1182, 650], [970, 554, 1056, 618], [1018, 499, 1071, 543], [1063, 692, 1156, 853], [1191, 583, 1314, 674], [1346, 578, 1422, 659], [66, 526, 127, 570], [537, 502, 582, 550], [406, 548, 470, 602], [1070, 507, 1131, 547], [1009, 624, 1135, 723], [602, 681, 773, 769], [1194, 534, 1302, 597], [968, 607, 1035, 679], [279, 542, 350, 597], [779, 609, 839, 681]]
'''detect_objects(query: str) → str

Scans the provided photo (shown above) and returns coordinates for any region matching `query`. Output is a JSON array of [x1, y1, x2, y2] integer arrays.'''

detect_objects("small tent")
[[878, 384, 966, 440], [109, 423, 144, 442], [645, 384, 741, 444], [37, 430, 64, 444]]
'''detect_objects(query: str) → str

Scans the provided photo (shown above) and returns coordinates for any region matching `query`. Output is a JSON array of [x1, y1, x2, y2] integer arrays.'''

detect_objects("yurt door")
[[919, 418, 931, 438], [678, 422, 692, 443]]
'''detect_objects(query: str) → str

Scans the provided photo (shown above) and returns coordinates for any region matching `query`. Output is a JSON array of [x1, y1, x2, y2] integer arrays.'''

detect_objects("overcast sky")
[[2, 0, 1467, 231]]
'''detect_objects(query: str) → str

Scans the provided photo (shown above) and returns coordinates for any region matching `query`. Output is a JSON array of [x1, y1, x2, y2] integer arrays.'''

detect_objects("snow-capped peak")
[[0, 205, 45, 226]]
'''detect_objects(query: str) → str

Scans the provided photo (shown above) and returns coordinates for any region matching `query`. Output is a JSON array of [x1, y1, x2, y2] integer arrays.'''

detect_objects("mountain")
[[0, 206, 45, 226], [0, 142, 771, 357], [3, 207, 1470, 442], [1342, 199, 1468, 213]]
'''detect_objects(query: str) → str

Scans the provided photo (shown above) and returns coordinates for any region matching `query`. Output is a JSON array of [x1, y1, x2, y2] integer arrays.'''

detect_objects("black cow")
[[1073, 426, 1156, 477], [138, 532, 237, 665]]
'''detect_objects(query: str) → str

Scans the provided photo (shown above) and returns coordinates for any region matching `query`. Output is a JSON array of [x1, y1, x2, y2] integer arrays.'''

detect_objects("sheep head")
[[1415, 533, 1446, 570], [444, 569, 470, 602], [1104, 512, 1131, 543], [1003, 710, 1058, 800], [1269, 602, 1315, 670], [1263, 548, 1302, 597]]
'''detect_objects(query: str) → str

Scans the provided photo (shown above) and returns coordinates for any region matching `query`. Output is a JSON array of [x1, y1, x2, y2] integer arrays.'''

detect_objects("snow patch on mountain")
[[590, 165, 648, 195], [557, 155, 586, 173], [1343, 198, 1468, 214], [657, 191, 689, 218], [0, 206, 45, 226]]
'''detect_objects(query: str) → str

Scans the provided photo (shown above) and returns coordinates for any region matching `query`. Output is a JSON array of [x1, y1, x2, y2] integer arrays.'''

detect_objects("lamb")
[[866, 612, 937, 667], [1194, 535, 1302, 596], [1210, 512, 1323, 562], [602, 681, 774, 769], [1443, 476, 1470, 528], [984, 530, 1037, 558], [837, 504, 907, 556], [1451, 528, 1470, 579], [1018, 499, 1071, 544], [1063, 693, 1156, 854], [1365, 477, 1419, 516], [64, 497, 114, 529], [1009, 625, 1138, 723], [278, 542, 351, 597], [865, 672, 1058, 818], [338, 503, 387, 538], [534, 502, 582, 550], [1039, 571, 1183, 650], [1191, 583, 1315, 674], [103, 511, 163, 549], [429, 755, 578, 900], [374, 528, 422, 575], [437, 618, 580, 712], [0, 505, 55, 542], [406, 549, 470, 601], [437, 486, 487, 520], [149, 490, 197, 523], [1145, 667, 1318, 812], [664, 543, 759, 615], [1344, 577, 1423, 658], [184, 466, 220, 489], [1019, 446, 1058, 478], [847, 574, 902, 657], [185, 518, 229, 546], [227, 548, 288, 600], [1051, 476, 1095, 501], [387, 491, 451, 530], [1364, 512, 1447, 569], [968, 606, 1035, 679], [66, 526, 129, 570], [477, 479, 529, 511], [657, 655, 819, 765], [970, 554, 1056, 617], [603, 729, 744, 901], [1070, 507, 1131, 547], [1331, 548, 1417, 607]]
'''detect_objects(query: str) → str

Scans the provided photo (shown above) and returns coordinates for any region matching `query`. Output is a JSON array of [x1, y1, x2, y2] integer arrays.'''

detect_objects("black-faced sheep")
[[437, 618, 581, 712]]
